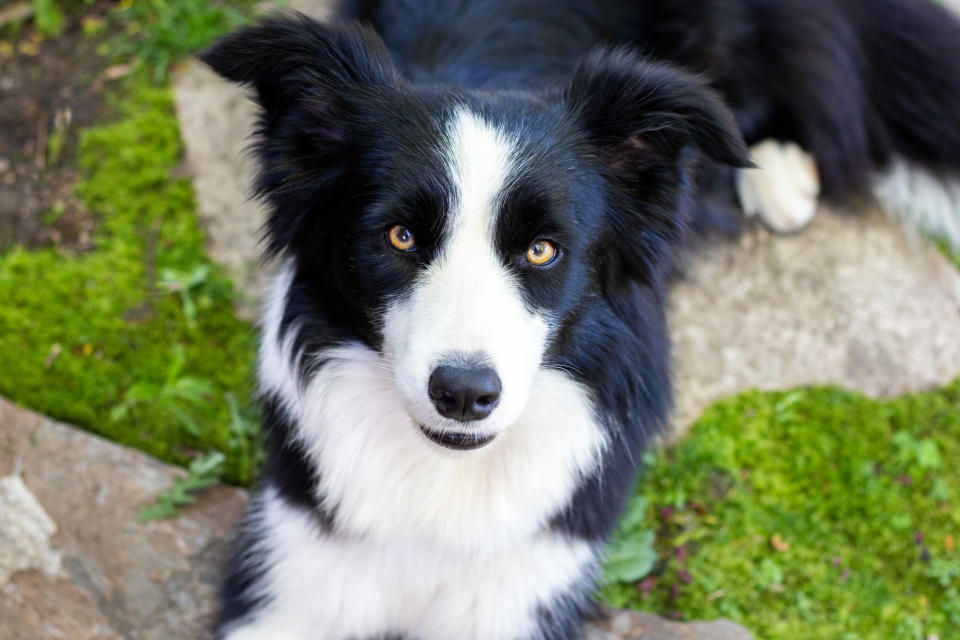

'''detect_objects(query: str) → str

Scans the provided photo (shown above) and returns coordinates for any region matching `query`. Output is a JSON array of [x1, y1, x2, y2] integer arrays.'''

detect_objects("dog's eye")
[[525, 240, 558, 266], [387, 225, 417, 252]]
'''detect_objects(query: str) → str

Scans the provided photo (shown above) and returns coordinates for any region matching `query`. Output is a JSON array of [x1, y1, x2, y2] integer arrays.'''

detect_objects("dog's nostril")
[[428, 364, 502, 422]]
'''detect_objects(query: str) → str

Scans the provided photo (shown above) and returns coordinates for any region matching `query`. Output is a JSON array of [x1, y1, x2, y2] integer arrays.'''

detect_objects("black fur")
[[202, 1, 960, 637]]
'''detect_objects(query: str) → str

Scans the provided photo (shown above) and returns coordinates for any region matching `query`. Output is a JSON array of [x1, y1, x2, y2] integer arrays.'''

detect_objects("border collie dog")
[[202, 1, 960, 637]]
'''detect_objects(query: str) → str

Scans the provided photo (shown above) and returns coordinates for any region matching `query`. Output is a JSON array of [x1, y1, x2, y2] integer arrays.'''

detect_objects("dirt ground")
[[0, 3, 116, 252]]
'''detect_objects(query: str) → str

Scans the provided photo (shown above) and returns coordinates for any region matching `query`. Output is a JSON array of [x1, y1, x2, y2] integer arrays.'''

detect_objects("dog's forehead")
[[443, 107, 517, 216]]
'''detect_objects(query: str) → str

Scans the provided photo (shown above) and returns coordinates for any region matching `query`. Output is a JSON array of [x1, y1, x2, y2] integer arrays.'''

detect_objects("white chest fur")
[[224, 488, 599, 640]]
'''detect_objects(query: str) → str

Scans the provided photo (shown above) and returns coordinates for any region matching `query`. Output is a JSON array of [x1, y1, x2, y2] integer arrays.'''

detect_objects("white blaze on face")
[[383, 108, 550, 434]]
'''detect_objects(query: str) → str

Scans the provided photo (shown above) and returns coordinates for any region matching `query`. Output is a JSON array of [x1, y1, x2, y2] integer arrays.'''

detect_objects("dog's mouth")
[[418, 425, 496, 451]]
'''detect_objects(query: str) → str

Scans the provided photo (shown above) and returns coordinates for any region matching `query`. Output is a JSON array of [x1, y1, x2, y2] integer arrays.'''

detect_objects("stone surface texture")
[[585, 608, 753, 640], [172, 63, 267, 318], [0, 398, 247, 640], [668, 210, 960, 438], [171, 0, 336, 318]]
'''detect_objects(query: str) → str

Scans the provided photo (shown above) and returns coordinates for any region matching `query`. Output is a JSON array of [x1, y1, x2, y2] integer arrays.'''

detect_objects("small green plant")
[[224, 390, 262, 484], [138, 450, 226, 522], [111, 0, 257, 82], [889, 430, 943, 482], [158, 264, 212, 329], [33, 0, 64, 37], [603, 496, 658, 584], [110, 343, 216, 437]]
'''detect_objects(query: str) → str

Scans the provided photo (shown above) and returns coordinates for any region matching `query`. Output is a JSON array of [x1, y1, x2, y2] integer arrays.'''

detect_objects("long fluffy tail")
[[847, 0, 960, 249], [640, 0, 960, 248]]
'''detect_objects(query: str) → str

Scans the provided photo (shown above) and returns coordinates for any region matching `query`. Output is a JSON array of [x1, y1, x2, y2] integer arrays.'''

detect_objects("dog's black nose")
[[428, 364, 502, 422]]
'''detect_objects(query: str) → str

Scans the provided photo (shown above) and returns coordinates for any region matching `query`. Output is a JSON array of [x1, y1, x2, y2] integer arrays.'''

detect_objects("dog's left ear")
[[564, 49, 750, 286], [565, 48, 750, 172]]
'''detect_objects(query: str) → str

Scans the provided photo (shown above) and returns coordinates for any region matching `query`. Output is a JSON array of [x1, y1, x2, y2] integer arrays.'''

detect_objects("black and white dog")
[[202, 1, 960, 637]]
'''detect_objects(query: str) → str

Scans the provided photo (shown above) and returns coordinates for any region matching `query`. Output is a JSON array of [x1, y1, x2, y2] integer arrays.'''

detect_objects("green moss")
[[0, 81, 258, 484], [602, 380, 960, 639]]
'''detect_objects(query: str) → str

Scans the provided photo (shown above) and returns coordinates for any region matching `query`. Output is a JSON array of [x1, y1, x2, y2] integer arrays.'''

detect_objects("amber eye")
[[387, 225, 417, 252], [525, 239, 558, 266]]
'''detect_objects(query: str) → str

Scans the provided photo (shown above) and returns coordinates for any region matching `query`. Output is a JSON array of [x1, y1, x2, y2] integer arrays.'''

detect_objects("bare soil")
[[0, 3, 116, 252]]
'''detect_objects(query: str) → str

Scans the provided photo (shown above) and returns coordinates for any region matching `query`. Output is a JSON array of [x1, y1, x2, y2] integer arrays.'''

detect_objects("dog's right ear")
[[201, 16, 398, 253], [201, 14, 397, 116]]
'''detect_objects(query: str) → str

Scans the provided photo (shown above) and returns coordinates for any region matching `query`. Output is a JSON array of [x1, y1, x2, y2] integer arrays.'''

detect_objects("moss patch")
[[602, 380, 960, 640], [0, 81, 258, 484]]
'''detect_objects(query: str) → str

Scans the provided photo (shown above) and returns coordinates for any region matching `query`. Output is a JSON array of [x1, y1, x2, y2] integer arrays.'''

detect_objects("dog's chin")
[[418, 425, 497, 451]]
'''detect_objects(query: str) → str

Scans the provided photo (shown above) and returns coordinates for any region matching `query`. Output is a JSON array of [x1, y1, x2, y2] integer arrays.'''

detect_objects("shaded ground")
[[0, 2, 119, 252]]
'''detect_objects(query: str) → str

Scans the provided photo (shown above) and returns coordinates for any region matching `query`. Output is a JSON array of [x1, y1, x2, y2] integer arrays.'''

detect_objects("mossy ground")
[[0, 81, 259, 483], [0, 1, 260, 483], [602, 380, 960, 640]]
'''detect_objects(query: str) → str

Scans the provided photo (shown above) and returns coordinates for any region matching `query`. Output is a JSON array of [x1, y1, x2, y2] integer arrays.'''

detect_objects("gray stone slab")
[[667, 210, 960, 439], [585, 607, 752, 640], [0, 398, 247, 640], [171, 62, 268, 319]]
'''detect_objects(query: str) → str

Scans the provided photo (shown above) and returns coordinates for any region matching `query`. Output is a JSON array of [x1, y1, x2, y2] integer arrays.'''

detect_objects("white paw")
[[737, 140, 820, 234]]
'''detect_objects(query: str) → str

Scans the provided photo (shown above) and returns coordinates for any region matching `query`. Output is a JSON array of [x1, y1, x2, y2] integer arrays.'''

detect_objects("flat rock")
[[668, 210, 960, 438], [0, 397, 247, 640], [172, 61, 268, 318], [584, 607, 752, 640], [0, 398, 747, 639]]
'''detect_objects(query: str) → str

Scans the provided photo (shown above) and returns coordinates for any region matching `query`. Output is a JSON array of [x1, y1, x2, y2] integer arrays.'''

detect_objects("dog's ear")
[[565, 48, 750, 172], [564, 49, 750, 287], [201, 14, 396, 117], [201, 16, 398, 253]]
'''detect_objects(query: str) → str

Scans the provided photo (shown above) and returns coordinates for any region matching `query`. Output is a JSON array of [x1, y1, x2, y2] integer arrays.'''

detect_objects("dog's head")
[[203, 16, 748, 452]]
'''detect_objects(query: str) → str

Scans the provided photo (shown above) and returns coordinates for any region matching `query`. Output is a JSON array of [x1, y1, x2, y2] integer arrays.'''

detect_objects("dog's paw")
[[736, 140, 820, 234]]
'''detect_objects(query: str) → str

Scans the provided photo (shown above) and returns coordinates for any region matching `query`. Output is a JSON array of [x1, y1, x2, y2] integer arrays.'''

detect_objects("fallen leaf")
[[43, 343, 61, 369], [104, 64, 132, 80], [771, 533, 790, 552], [17, 40, 39, 56]]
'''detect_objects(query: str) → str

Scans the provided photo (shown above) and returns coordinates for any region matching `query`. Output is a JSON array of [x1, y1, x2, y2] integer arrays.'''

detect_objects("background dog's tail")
[[639, 0, 960, 247], [843, 0, 960, 249], [836, 0, 960, 248]]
